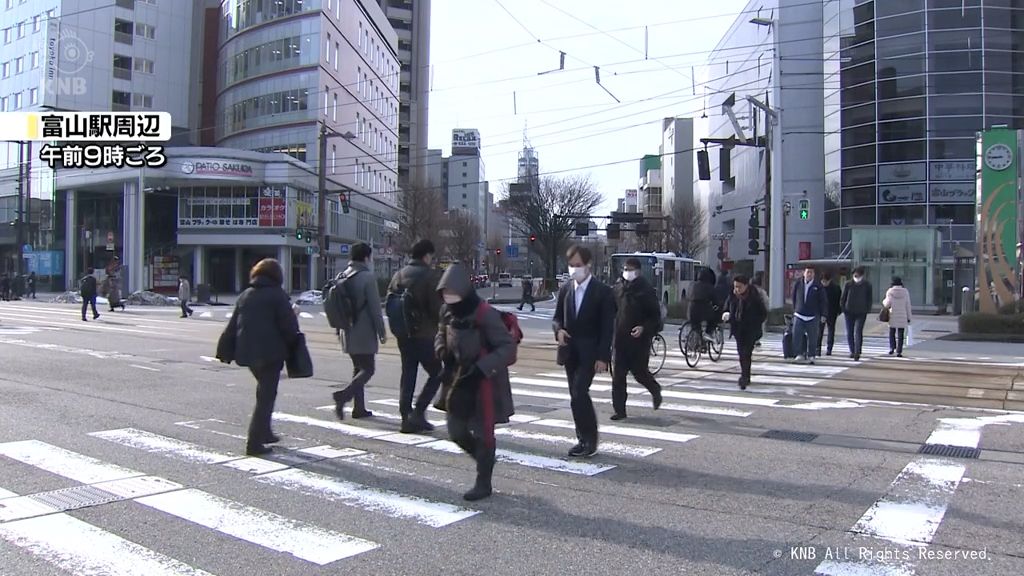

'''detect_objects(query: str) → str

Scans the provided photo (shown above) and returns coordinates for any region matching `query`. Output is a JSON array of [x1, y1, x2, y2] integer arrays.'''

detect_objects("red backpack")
[[476, 302, 523, 365]]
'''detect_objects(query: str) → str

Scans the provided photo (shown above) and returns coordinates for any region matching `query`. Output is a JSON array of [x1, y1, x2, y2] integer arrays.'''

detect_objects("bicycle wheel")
[[678, 322, 690, 356], [683, 326, 702, 368], [649, 334, 667, 375], [708, 325, 725, 362]]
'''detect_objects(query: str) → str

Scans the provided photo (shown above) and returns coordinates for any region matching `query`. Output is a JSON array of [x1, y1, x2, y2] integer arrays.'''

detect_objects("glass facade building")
[[824, 0, 1024, 305]]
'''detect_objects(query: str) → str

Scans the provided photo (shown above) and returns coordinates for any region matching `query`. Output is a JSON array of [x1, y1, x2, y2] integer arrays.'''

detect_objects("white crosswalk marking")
[[135, 489, 379, 565], [419, 440, 615, 476], [90, 428, 240, 464], [0, 439, 143, 484], [0, 513, 217, 576]]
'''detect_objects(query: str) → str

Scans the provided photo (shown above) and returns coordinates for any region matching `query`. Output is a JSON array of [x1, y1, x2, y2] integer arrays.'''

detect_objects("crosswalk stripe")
[[253, 468, 479, 527], [135, 489, 379, 565], [0, 440, 143, 484], [313, 405, 448, 428], [508, 378, 751, 417], [89, 429, 241, 465], [534, 373, 780, 407], [528, 418, 700, 445], [419, 440, 615, 476], [0, 513, 216, 576], [494, 428, 661, 458], [274, 412, 425, 442]]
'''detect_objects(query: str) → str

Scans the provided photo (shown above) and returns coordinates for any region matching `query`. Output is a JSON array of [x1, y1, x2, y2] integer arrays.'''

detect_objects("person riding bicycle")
[[688, 267, 719, 342]]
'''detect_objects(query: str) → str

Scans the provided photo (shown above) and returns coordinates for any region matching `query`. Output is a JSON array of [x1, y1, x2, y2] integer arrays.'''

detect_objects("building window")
[[334, 42, 338, 70], [357, 67, 361, 94], [354, 159, 359, 183], [323, 85, 328, 116], [131, 93, 153, 108], [113, 54, 132, 79], [114, 19, 133, 44], [332, 93, 337, 121], [358, 22, 363, 51], [0, 97, 6, 111], [29, 87, 37, 104], [325, 33, 330, 63], [335, 0, 340, 20], [133, 57, 153, 73], [4, 0, 11, 9], [13, 91, 21, 109], [16, 21, 23, 38], [112, 90, 130, 108], [331, 144, 336, 175], [1, 61, 8, 78], [14, 56, 22, 74], [30, 51, 38, 68], [32, 15, 38, 31], [135, 22, 155, 39], [356, 112, 361, 138], [3, 28, 10, 43]]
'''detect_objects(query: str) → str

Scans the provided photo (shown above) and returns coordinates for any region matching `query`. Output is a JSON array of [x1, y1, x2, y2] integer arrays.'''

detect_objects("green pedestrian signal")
[[798, 199, 810, 220], [296, 228, 304, 240]]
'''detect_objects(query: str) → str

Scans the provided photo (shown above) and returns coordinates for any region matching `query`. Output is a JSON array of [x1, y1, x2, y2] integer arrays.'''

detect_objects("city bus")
[[608, 252, 704, 307]]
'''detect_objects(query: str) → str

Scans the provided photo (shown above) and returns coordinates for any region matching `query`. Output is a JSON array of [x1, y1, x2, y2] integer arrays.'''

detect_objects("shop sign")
[[930, 161, 975, 181], [878, 183, 926, 204], [178, 217, 259, 228], [179, 159, 256, 178], [878, 162, 926, 183], [929, 183, 975, 203], [258, 187, 287, 227]]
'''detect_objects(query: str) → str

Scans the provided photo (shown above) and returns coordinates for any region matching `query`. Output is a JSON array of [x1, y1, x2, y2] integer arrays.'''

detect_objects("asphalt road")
[[0, 299, 1021, 576]]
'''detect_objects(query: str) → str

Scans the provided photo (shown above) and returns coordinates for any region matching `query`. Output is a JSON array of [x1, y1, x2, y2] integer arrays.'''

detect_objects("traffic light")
[[339, 192, 350, 214], [305, 233, 312, 244], [296, 228, 304, 241], [748, 207, 760, 255], [606, 223, 620, 239], [529, 234, 536, 243], [575, 221, 589, 236], [798, 199, 810, 220], [495, 248, 502, 256]]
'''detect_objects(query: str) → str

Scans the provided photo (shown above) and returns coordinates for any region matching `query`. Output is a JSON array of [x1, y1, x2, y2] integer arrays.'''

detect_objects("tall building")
[[823, 0, 1022, 308], [0, 0, 198, 291], [446, 129, 486, 222], [214, 0, 402, 281], [378, 0, 430, 190], [701, 0, 824, 298], [517, 144, 539, 189], [659, 117, 695, 216]]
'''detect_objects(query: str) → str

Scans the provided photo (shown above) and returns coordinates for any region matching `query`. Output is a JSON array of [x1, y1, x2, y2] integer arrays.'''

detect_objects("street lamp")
[[317, 121, 356, 287]]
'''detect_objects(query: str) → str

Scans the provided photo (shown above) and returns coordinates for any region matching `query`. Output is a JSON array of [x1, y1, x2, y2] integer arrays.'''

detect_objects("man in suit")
[[553, 245, 615, 458], [817, 272, 843, 356], [791, 266, 827, 365]]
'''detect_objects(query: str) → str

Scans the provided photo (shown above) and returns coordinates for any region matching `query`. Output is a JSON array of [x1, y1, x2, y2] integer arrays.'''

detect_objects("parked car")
[[498, 273, 513, 287]]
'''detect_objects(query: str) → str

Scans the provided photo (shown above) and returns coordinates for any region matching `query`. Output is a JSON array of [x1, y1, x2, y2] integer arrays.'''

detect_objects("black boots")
[[400, 409, 434, 433], [464, 449, 495, 501], [333, 389, 374, 421]]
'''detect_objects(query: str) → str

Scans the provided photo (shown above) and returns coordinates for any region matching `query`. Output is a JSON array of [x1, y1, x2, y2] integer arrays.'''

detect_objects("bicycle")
[[678, 321, 725, 368], [649, 333, 667, 375]]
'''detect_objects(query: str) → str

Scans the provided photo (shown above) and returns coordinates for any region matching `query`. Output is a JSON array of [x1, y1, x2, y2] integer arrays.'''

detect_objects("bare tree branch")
[[503, 174, 603, 281], [664, 202, 708, 257], [397, 186, 446, 253], [445, 210, 482, 266]]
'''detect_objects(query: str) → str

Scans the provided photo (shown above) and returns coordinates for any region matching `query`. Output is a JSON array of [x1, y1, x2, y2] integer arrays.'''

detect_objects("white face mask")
[[442, 293, 461, 305], [569, 266, 588, 282], [622, 270, 638, 282], [853, 276, 863, 283]]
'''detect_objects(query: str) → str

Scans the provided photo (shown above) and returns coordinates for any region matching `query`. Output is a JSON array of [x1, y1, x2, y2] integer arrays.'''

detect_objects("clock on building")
[[984, 143, 1013, 171]]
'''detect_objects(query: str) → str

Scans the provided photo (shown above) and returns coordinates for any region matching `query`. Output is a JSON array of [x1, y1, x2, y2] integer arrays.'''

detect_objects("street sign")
[[385, 246, 393, 256], [339, 243, 350, 255], [106, 231, 115, 251], [22, 244, 32, 253]]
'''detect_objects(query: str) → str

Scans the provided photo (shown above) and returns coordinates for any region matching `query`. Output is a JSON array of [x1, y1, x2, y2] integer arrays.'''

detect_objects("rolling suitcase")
[[782, 316, 795, 359]]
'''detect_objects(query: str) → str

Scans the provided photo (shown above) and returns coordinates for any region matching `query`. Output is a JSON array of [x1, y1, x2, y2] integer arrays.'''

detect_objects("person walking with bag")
[[435, 263, 516, 501], [331, 243, 387, 420], [723, 275, 767, 390], [840, 266, 872, 360], [216, 259, 300, 455], [882, 276, 912, 357], [610, 257, 663, 421]]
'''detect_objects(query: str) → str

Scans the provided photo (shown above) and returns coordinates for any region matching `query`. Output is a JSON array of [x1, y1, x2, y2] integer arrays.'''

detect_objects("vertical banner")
[[976, 128, 1021, 312]]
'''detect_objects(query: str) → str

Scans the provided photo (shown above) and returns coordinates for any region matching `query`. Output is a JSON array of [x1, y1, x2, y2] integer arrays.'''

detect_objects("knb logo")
[[44, 28, 94, 96]]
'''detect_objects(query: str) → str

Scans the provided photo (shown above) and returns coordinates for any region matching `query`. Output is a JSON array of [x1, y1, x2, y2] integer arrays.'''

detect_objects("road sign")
[[22, 244, 32, 253], [106, 231, 115, 251], [339, 243, 350, 255], [385, 246, 393, 256]]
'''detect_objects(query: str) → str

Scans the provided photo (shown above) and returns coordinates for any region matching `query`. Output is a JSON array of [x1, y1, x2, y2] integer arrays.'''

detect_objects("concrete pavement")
[[0, 299, 1021, 575]]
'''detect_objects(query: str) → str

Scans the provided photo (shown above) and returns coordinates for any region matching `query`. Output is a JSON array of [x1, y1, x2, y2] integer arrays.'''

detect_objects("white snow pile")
[[51, 291, 84, 304], [126, 291, 180, 306], [294, 290, 323, 305]]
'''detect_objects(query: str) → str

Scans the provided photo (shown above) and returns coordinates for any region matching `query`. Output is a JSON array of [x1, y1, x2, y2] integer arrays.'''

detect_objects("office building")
[[378, 0, 430, 190], [823, 0, 1023, 308], [659, 117, 695, 214], [446, 128, 486, 225], [701, 0, 825, 296]]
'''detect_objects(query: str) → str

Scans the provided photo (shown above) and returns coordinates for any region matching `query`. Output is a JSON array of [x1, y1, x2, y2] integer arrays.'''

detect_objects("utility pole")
[[16, 141, 25, 277], [317, 121, 356, 288]]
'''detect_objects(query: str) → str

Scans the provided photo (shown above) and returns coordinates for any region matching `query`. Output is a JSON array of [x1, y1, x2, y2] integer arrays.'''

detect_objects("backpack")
[[385, 285, 422, 339], [476, 302, 523, 366], [323, 270, 361, 331]]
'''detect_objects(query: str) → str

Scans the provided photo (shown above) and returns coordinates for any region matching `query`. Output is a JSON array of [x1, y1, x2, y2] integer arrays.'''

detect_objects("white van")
[[498, 273, 512, 287]]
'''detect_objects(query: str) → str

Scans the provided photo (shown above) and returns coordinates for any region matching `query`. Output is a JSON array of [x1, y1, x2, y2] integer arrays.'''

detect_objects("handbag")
[[286, 333, 314, 378], [878, 306, 890, 323]]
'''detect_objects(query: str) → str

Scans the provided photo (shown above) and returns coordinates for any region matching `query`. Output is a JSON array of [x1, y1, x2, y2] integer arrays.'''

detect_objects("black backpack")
[[323, 270, 362, 331]]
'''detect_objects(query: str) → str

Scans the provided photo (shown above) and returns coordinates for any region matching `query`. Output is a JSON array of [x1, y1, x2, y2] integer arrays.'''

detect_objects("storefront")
[[849, 226, 942, 309], [54, 147, 349, 294]]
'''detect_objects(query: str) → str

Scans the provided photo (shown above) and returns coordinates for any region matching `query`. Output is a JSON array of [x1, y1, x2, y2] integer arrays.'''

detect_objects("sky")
[[427, 0, 752, 216]]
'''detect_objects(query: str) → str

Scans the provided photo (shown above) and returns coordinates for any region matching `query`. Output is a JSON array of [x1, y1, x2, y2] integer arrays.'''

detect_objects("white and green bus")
[[608, 252, 705, 307]]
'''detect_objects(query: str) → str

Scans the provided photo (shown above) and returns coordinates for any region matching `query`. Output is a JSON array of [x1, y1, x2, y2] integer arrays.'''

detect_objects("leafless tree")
[[396, 186, 446, 253], [486, 229, 506, 273], [503, 174, 603, 282], [445, 210, 482, 267], [664, 202, 708, 258]]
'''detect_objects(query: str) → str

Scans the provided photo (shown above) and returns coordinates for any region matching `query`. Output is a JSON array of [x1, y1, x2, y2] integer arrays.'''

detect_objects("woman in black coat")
[[217, 258, 300, 455], [723, 274, 767, 390]]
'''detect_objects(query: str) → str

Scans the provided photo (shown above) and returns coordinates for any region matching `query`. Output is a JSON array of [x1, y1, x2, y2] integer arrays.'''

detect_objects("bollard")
[[960, 286, 970, 315]]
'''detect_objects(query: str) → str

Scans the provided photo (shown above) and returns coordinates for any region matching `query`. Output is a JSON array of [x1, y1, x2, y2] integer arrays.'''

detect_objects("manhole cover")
[[918, 444, 980, 459], [30, 485, 121, 512], [760, 429, 819, 443]]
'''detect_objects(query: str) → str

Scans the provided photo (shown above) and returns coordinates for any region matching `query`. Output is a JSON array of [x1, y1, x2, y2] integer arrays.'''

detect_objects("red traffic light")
[[529, 234, 536, 242], [495, 249, 502, 255]]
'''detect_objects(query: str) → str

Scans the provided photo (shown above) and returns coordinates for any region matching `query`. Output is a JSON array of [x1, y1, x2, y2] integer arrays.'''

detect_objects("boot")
[[403, 408, 434, 433], [332, 389, 353, 421], [464, 448, 495, 501]]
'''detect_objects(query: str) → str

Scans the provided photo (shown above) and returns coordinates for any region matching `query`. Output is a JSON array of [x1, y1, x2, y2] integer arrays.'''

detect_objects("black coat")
[[613, 276, 661, 345], [553, 277, 616, 365], [726, 291, 768, 346], [840, 280, 873, 316], [79, 275, 97, 298], [823, 282, 842, 320], [221, 275, 300, 368], [387, 260, 442, 340]]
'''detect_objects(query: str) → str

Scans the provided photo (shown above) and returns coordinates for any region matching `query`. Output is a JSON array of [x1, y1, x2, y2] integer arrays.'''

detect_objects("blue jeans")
[[791, 316, 820, 359]]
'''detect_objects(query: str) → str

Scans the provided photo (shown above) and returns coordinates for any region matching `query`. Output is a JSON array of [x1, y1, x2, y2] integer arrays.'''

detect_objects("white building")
[[446, 128, 486, 228], [659, 117, 695, 214], [699, 0, 824, 301]]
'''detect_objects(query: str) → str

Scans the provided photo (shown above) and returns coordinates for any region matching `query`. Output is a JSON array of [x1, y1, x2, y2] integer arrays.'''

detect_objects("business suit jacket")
[[553, 276, 616, 367]]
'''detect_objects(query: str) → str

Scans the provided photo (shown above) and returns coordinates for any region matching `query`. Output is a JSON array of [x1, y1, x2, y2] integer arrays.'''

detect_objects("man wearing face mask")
[[553, 245, 616, 457], [610, 258, 663, 420], [840, 266, 872, 361]]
